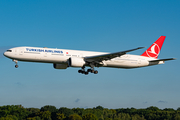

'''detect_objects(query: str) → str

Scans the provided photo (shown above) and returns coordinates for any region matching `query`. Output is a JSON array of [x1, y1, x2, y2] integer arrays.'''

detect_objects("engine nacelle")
[[53, 63, 68, 69], [68, 57, 86, 67]]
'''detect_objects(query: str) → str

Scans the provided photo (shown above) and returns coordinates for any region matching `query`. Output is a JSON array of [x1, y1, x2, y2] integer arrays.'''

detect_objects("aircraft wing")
[[84, 47, 144, 62], [149, 58, 176, 62]]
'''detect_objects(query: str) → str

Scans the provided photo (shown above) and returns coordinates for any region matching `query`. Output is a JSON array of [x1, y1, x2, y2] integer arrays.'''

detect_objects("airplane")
[[3, 36, 175, 75]]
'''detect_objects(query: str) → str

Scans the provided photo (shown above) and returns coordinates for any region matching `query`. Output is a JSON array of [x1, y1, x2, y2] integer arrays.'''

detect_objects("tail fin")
[[141, 36, 166, 58]]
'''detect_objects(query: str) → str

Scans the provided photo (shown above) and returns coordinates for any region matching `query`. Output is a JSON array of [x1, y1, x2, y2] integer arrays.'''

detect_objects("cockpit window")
[[6, 50, 12, 52]]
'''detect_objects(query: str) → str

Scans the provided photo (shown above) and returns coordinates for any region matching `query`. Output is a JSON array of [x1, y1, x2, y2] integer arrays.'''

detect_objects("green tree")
[[82, 109, 93, 116], [56, 113, 66, 120], [0, 105, 29, 119], [131, 114, 146, 120], [82, 113, 98, 120], [40, 106, 57, 113], [174, 114, 180, 120], [27, 108, 40, 118], [92, 109, 103, 119], [117, 113, 131, 120], [0, 110, 9, 117], [69, 114, 82, 120], [146, 106, 160, 111], [27, 108, 40, 114], [102, 109, 116, 120], [147, 113, 157, 120], [58, 107, 74, 117], [42, 111, 51, 120], [40, 106, 57, 120], [161, 111, 172, 120], [104, 118, 112, 120], [72, 108, 84, 116], [95, 106, 104, 111], [0, 115, 18, 120], [36, 111, 51, 120], [163, 108, 175, 111], [27, 116, 41, 120]]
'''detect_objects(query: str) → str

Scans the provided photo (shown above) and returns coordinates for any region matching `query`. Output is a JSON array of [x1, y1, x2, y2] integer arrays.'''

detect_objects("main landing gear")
[[13, 59, 19, 68], [78, 66, 98, 75]]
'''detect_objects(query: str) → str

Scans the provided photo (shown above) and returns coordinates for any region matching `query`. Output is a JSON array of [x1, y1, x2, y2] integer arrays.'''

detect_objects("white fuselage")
[[4, 47, 162, 69]]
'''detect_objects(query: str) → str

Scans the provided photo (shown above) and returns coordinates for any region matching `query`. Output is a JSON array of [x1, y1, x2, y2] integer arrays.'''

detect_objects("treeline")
[[0, 105, 180, 120]]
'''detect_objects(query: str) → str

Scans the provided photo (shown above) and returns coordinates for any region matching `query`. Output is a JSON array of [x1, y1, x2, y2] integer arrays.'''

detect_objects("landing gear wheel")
[[15, 65, 18, 68], [94, 70, 98, 74], [81, 71, 85, 74], [78, 70, 82, 73], [87, 69, 91, 72], [78, 66, 98, 75], [91, 70, 94, 73], [85, 72, 89, 75]]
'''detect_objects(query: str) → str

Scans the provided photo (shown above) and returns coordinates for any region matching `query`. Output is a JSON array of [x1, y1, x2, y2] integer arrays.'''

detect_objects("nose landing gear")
[[13, 59, 18, 68]]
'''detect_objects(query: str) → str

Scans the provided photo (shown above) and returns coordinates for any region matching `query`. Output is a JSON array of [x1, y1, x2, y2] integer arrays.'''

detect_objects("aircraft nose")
[[3, 52, 7, 57]]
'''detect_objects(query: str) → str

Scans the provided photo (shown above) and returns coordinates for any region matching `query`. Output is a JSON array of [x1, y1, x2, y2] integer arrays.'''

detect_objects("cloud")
[[14, 82, 24, 89], [15, 82, 22, 85], [158, 100, 167, 103], [75, 98, 80, 103]]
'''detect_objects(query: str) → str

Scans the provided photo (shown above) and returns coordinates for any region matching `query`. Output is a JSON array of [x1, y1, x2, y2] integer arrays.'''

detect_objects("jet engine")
[[53, 63, 68, 69], [68, 57, 86, 67]]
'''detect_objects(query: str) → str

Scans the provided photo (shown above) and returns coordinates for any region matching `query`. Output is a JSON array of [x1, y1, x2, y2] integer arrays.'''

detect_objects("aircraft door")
[[19, 49, 24, 55], [138, 58, 141, 65]]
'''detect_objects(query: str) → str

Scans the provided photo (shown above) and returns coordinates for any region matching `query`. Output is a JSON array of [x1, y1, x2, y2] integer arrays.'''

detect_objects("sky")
[[0, 0, 180, 109]]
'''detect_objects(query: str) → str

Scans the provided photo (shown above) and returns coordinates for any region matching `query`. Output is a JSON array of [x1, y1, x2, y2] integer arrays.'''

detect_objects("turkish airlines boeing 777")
[[4, 36, 175, 75]]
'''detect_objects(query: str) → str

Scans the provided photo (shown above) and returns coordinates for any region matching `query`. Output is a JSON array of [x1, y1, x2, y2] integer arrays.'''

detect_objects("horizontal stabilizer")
[[149, 58, 176, 62]]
